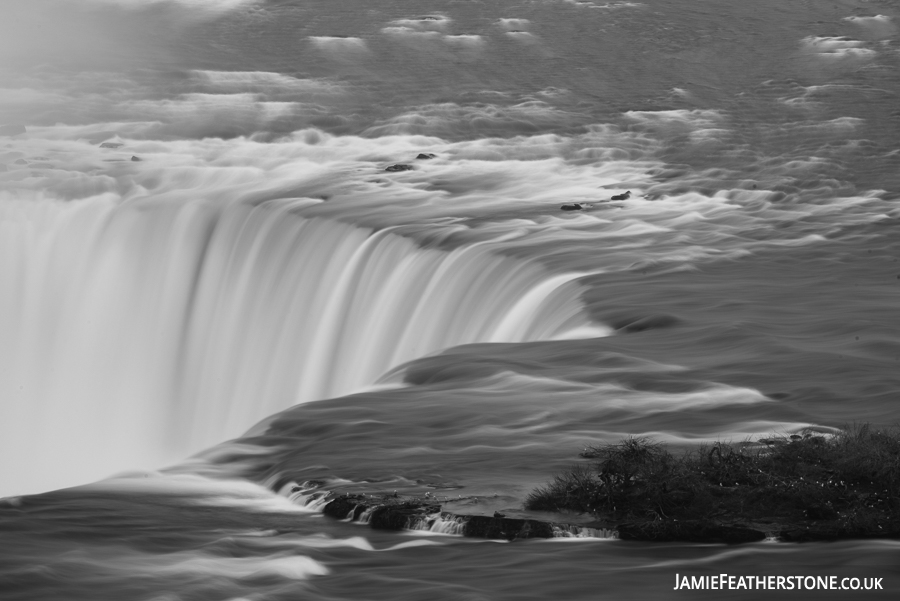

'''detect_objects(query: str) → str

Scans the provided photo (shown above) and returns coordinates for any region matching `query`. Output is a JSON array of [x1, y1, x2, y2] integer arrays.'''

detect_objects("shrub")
[[526, 425, 900, 536]]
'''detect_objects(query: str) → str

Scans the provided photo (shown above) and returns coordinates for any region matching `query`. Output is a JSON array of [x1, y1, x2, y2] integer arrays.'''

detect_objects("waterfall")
[[0, 196, 603, 496]]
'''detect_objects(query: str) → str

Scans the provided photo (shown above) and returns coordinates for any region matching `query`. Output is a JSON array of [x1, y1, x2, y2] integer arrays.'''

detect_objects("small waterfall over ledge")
[[0, 196, 605, 496]]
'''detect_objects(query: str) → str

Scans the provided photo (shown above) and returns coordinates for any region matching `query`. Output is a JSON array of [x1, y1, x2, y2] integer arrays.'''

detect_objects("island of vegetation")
[[526, 424, 900, 543], [312, 425, 900, 543]]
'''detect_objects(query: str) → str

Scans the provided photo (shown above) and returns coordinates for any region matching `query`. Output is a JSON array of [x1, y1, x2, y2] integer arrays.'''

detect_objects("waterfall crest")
[[0, 197, 604, 496]]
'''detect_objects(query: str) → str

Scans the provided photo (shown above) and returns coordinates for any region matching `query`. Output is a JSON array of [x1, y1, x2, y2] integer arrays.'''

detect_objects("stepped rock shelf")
[[291, 426, 900, 544], [296, 489, 620, 541]]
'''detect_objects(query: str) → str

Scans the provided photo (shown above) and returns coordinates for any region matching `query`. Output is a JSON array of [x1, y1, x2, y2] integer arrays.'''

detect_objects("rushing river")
[[2, 0, 900, 598]]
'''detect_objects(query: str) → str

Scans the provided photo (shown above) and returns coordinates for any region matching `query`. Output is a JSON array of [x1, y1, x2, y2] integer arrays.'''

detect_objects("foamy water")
[[2, 0, 900, 599]]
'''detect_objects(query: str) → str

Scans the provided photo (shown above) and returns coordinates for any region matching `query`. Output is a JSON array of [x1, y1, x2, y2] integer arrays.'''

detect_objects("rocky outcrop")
[[370, 502, 442, 530], [385, 164, 413, 172], [416, 153, 437, 160], [461, 515, 554, 540], [610, 191, 631, 200], [618, 521, 766, 544], [317, 493, 605, 541], [306, 490, 818, 543], [560, 203, 583, 211], [779, 525, 900, 543], [321, 494, 369, 521]]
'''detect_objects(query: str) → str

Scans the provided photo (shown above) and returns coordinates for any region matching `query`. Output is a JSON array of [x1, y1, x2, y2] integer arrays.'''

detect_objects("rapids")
[[2, 0, 900, 599]]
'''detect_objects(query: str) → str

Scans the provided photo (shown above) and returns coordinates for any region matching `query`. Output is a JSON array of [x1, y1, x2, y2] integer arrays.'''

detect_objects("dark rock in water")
[[0, 124, 26, 136], [416, 153, 437, 160], [775, 525, 900, 543], [617, 521, 765, 544], [385, 164, 413, 172], [560, 203, 583, 211], [370, 502, 441, 531], [318, 493, 565, 541], [463, 515, 554, 541], [131, 156, 142, 162], [778, 528, 837, 543], [322, 495, 368, 521], [100, 142, 123, 149], [14, 159, 27, 165], [610, 191, 632, 201]]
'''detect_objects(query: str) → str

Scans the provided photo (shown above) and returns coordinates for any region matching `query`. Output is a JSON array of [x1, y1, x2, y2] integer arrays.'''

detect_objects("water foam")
[[1, 189, 602, 495]]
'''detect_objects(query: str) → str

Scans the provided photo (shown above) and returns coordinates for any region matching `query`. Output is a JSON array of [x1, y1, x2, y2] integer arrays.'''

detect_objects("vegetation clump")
[[526, 425, 900, 541]]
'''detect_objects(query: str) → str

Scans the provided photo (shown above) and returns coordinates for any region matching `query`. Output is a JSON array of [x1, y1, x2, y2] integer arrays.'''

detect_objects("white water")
[[0, 196, 604, 496]]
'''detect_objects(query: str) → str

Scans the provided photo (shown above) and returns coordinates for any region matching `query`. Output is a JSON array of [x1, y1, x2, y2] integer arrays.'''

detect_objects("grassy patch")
[[526, 425, 900, 539]]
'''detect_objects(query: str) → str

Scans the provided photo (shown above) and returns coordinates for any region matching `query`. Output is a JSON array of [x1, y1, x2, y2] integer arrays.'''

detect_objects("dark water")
[[2, 0, 900, 598]]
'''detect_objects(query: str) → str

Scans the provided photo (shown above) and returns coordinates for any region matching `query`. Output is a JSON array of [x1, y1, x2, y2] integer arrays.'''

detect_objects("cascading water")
[[0, 195, 606, 496], [5, 1, 900, 598]]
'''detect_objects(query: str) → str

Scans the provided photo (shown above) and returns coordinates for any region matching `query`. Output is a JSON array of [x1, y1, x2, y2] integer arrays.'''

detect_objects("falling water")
[[3, 0, 900, 599], [0, 195, 605, 495]]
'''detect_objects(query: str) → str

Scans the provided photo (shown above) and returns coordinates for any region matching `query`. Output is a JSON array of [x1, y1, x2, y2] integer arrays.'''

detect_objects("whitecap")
[[389, 15, 453, 30], [443, 34, 486, 48], [308, 36, 369, 53], [190, 71, 344, 95], [801, 36, 876, 59], [497, 18, 531, 31], [844, 15, 896, 39]]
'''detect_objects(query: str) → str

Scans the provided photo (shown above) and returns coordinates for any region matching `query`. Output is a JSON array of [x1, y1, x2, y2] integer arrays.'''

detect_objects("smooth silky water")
[[1, 0, 899, 599]]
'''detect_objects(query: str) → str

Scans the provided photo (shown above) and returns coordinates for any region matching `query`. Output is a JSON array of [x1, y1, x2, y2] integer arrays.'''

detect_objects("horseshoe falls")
[[2, 0, 900, 599], [1, 198, 600, 494]]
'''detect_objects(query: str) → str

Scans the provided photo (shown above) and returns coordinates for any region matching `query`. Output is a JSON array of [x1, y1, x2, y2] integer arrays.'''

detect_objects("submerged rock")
[[610, 191, 631, 200], [416, 153, 437, 160], [0, 124, 26, 136], [14, 159, 27, 165], [560, 203, 583, 211], [131, 156, 142, 162], [100, 142, 124, 149], [385, 164, 413, 172]]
